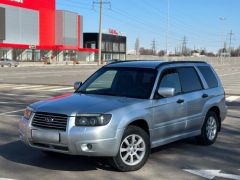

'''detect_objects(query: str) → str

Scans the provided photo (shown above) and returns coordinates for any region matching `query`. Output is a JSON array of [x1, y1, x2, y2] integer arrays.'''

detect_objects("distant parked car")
[[0, 58, 19, 67]]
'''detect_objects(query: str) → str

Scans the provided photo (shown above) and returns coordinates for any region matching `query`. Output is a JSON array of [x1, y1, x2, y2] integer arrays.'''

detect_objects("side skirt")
[[151, 130, 201, 148]]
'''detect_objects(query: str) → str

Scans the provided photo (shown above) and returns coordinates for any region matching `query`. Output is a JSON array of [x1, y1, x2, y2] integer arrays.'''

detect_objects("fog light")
[[87, 144, 92, 150], [81, 143, 93, 151]]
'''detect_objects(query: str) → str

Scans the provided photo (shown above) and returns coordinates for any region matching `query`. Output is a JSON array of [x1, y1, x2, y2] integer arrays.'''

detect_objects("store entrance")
[[0, 48, 8, 59]]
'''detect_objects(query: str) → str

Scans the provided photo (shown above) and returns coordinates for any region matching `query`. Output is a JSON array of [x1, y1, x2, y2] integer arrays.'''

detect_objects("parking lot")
[[0, 63, 240, 180]]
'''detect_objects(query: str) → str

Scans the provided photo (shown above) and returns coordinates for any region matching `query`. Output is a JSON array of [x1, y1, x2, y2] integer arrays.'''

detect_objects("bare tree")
[[139, 47, 154, 55], [158, 50, 166, 56], [134, 38, 140, 55]]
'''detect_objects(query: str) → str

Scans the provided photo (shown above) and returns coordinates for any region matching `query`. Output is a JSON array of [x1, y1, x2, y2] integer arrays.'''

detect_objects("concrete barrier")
[[126, 55, 240, 66], [18, 61, 98, 67]]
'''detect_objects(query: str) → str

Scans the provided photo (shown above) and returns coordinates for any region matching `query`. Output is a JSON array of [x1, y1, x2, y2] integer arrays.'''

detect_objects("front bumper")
[[19, 116, 124, 157]]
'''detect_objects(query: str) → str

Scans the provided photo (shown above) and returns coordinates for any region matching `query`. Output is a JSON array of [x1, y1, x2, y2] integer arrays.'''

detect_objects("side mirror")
[[74, 81, 82, 90], [158, 87, 175, 98]]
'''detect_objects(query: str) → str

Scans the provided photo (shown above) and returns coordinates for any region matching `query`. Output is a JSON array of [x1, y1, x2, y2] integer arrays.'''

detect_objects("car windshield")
[[77, 67, 157, 99]]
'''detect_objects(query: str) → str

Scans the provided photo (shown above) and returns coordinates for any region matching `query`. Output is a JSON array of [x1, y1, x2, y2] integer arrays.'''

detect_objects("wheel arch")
[[207, 106, 221, 131], [127, 119, 150, 136]]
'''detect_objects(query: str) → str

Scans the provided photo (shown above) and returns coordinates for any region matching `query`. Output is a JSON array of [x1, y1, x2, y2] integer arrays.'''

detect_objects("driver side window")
[[158, 68, 182, 97]]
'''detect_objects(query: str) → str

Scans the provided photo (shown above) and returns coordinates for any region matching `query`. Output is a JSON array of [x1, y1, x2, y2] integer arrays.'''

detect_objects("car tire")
[[1, 65, 3, 67], [196, 111, 219, 145], [110, 125, 150, 172]]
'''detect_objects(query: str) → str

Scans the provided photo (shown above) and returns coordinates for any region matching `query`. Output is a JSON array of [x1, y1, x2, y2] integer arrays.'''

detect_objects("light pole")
[[219, 17, 226, 64], [166, 0, 170, 57], [98, 0, 103, 65], [93, 0, 111, 65]]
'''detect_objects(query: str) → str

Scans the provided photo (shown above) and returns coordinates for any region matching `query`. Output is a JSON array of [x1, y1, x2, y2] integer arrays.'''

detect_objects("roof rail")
[[155, 60, 207, 69]]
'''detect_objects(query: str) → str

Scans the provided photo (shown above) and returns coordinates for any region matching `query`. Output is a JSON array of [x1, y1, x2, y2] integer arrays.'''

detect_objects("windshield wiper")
[[94, 92, 118, 96]]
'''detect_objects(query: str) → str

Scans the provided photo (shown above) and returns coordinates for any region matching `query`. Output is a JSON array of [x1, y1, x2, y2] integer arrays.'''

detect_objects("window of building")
[[120, 43, 125, 52], [106, 42, 113, 52], [85, 41, 96, 49], [101, 42, 105, 51], [119, 54, 126, 60], [113, 43, 119, 52], [113, 54, 119, 59]]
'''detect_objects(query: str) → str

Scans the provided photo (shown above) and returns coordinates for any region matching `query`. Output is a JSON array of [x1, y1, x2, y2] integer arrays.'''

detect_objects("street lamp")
[[219, 17, 226, 64]]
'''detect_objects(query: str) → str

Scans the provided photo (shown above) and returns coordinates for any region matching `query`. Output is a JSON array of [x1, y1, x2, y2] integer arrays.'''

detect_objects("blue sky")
[[57, 0, 240, 53]]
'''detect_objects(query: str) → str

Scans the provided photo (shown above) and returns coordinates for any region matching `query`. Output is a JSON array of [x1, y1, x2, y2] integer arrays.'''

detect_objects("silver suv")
[[19, 61, 227, 171]]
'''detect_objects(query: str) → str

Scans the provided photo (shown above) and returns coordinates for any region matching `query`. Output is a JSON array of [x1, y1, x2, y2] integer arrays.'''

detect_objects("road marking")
[[0, 84, 15, 88], [184, 169, 240, 180], [0, 93, 49, 98], [0, 114, 21, 117], [0, 83, 72, 92], [0, 178, 16, 180], [29, 85, 63, 91], [226, 96, 240, 102], [0, 102, 27, 105], [13, 85, 45, 90], [0, 109, 25, 116], [49, 87, 73, 91]]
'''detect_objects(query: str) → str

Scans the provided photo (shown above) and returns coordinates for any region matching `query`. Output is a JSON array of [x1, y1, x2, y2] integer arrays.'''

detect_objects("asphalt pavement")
[[0, 63, 239, 180]]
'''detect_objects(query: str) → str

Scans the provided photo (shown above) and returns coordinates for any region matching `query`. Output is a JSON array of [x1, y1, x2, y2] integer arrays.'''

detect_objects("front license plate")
[[32, 130, 60, 143]]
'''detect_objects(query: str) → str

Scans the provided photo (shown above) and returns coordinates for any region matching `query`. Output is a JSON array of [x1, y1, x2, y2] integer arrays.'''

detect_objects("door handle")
[[202, 94, 209, 98], [177, 99, 184, 104]]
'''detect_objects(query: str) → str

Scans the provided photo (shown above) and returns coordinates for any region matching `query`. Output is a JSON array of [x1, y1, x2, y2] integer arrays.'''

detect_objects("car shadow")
[[151, 137, 198, 154], [0, 140, 115, 172], [0, 138, 198, 172], [0, 124, 239, 172]]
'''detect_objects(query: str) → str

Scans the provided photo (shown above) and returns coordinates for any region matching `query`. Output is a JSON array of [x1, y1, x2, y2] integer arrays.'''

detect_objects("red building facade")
[[0, 0, 98, 62]]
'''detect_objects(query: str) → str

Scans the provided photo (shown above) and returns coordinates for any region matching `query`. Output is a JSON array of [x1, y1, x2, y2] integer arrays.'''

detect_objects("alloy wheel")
[[120, 134, 146, 166], [206, 116, 217, 141]]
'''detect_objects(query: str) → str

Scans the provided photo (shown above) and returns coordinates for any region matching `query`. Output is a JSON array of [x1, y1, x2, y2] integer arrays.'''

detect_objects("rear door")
[[177, 67, 206, 132]]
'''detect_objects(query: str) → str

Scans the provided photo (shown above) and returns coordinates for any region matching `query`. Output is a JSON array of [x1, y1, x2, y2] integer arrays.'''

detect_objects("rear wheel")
[[110, 125, 150, 172], [196, 111, 219, 145]]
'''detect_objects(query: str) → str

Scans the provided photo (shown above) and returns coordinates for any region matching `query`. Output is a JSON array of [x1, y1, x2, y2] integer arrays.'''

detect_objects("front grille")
[[32, 112, 68, 131]]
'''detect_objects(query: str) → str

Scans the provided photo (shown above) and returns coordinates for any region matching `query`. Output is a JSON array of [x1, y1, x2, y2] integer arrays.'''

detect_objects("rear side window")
[[198, 66, 218, 88], [177, 67, 203, 93]]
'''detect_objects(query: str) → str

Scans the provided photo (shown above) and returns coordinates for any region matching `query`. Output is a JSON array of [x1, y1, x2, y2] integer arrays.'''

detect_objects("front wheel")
[[110, 125, 150, 172], [196, 111, 219, 145]]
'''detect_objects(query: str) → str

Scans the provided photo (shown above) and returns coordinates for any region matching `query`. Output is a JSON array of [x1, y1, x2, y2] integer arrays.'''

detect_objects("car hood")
[[30, 93, 143, 116]]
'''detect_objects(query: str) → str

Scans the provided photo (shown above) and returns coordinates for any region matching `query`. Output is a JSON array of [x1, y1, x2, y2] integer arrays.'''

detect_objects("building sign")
[[10, 0, 24, 3], [108, 28, 125, 36], [108, 29, 118, 36]]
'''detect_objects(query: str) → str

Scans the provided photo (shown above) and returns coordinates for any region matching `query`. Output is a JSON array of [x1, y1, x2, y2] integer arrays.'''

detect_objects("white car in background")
[[0, 58, 19, 67]]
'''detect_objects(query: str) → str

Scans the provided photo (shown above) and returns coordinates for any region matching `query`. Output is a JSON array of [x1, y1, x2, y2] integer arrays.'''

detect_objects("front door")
[[152, 68, 187, 144]]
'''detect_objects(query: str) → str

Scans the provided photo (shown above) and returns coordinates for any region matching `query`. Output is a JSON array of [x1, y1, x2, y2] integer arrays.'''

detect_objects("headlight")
[[75, 114, 112, 126], [23, 107, 34, 120]]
